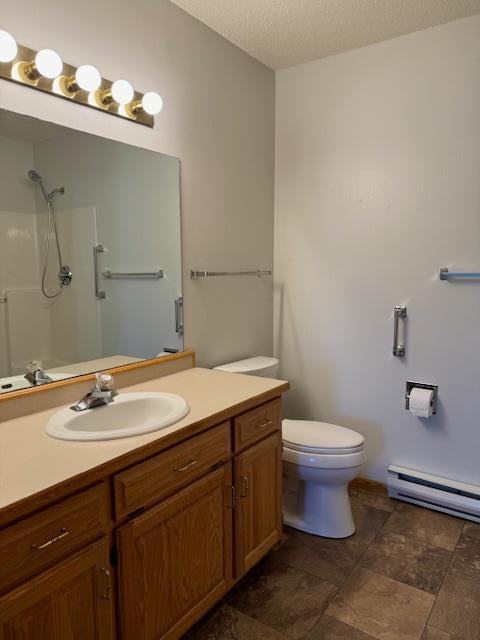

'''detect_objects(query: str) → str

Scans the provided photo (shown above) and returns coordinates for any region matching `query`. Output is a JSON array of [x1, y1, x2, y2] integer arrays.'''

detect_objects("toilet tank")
[[214, 356, 279, 378]]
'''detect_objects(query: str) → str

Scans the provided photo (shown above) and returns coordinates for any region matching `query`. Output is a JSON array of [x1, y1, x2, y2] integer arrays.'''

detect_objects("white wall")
[[1, 0, 275, 367], [275, 16, 480, 484]]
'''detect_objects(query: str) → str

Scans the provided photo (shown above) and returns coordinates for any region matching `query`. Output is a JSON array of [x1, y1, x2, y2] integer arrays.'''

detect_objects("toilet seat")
[[283, 446, 366, 469], [282, 419, 364, 455]]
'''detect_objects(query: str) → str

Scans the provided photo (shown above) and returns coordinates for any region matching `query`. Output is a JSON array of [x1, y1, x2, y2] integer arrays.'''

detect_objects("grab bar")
[[440, 268, 480, 281], [190, 269, 272, 279], [393, 306, 407, 357], [93, 245, 105, 300], [175, 297, 184, 334], [103, 270, 164, 279]]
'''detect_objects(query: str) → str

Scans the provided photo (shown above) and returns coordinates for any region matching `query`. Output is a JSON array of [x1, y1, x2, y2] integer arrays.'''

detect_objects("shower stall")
[[0, 158, 100, 379]]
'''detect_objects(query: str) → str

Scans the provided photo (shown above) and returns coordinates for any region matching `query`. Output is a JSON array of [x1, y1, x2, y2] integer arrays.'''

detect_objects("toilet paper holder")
[[405, 381, 438, 414]]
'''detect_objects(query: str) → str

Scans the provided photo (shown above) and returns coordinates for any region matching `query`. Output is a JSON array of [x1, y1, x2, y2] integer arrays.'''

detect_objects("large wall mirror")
[[0, 107, 183, 395]]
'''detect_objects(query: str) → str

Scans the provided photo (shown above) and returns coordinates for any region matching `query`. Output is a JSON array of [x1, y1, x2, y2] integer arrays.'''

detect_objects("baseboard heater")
[[387, 465, 480, 523]]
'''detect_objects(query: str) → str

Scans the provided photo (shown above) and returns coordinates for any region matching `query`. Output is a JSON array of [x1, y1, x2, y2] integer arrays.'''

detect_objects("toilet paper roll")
[[409, 387, 434, 418]]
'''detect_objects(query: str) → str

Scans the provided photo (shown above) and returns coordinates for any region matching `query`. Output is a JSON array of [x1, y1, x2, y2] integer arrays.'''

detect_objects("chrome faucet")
[[24, 361, 53, 386], [70, 373, 118, 412]]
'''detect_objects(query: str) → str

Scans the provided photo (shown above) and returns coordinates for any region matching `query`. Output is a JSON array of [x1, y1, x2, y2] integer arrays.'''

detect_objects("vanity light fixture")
[[129, 91, 164, 116], [0, 30, 163, 127], [0, 30, 17, 62], [31, 48, 63, 79], [60, 64, 102, 94], [15, 48, 64, 83], [97, 79, 134, 106]]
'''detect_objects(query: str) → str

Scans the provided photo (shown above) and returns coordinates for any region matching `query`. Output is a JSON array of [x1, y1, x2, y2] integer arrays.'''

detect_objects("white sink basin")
[[45, 392, 189, 441]]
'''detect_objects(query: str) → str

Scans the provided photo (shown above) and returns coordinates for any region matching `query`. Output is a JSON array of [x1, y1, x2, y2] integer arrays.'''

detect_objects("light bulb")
[[111, 79, 134, 105], [142, 91, 163, 115], [0, 30, 17, 63], [75, 64, 101, 92], [35, 49, 63, 79]]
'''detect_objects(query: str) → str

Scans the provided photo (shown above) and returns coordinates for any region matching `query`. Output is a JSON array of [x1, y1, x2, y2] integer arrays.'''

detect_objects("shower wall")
[[0, 135, 40, 376], [0, 135, 100, 376], [35, 205, 101, 368]]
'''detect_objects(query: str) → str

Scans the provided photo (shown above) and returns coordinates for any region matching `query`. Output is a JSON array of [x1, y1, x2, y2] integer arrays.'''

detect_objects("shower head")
[[28, 168, 50, 201], [28, 169, 65, 201], [28, 169, 43, 183]]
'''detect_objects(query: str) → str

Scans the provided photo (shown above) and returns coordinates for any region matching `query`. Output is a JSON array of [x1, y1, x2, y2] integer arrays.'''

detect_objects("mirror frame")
[[0, 350, 194, 404]]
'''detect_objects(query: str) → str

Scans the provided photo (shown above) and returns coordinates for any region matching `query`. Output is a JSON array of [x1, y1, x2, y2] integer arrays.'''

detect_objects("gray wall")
[[1, 0, 275, 367], [275, 15, 480, 484]]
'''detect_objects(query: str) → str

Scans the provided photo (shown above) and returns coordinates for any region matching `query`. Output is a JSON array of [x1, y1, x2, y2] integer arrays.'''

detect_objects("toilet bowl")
[[214, 356, 366, 538]]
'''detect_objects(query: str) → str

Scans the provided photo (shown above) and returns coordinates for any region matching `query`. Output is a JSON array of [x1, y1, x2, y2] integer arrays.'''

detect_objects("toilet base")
[[283, 512, 355, 538], [283, 474, 357, 539]]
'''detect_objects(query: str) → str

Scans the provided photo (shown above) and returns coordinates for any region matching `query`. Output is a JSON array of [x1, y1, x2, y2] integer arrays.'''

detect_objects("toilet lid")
[[282, 419, 365, 454], [214, 356, 279, 374]]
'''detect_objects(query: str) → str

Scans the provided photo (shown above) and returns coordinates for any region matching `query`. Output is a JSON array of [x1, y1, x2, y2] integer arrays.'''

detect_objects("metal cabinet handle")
[[229, 485, 237, 509], [100, 567, 112, 600], [240, 476, 249, 498], [393, 305, 407, 357], [31, 527, 70, 551], [256, 419, 272, 430], [173, 459, 198, 472]]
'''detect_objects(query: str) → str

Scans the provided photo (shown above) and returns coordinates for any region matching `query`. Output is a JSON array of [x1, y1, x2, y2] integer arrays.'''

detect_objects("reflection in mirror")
[[0, 108, 183, 394]]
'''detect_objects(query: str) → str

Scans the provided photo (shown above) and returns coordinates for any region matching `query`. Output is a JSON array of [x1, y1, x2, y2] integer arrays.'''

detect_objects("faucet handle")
[[95, 372, 115, 391], [26, 360, 43, 373]]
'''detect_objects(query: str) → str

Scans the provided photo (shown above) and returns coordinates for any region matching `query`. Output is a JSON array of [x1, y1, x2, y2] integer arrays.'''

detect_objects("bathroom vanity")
[[0, 366, 289, 639]]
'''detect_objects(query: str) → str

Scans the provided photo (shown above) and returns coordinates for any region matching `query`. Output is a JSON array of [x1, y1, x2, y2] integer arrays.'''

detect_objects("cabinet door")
[[234, 432, 283, 578], [0, 538, 114, 640], [117, 464, 233, 640]]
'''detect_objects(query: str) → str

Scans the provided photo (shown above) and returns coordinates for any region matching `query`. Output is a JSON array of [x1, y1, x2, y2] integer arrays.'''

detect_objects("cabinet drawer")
[[0, 483, 109, 593], [114, 422, 231, 519], [234, 399, 281, 452]]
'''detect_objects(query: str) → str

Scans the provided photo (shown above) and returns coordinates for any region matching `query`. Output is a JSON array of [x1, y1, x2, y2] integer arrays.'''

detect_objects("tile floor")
[[184, 488, 480, 640]]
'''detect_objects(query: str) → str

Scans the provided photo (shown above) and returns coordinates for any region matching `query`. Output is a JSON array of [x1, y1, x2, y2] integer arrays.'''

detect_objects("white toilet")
[[214, 356, 366, 538]]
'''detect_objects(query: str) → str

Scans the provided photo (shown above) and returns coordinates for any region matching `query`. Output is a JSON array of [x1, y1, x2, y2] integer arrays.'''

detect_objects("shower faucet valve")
[[59, 265, 73, 286]]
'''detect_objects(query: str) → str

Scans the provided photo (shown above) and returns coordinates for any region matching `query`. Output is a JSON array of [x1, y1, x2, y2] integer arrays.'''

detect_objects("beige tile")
[[272, 526, 368, 586], [184, 604, 288, 639], [326, 567, 434, 640], [360, 531, 451, 593], [229, 557, 337, 639], [429, 573, 480, 639], [383, 503, 463, 551], [307, 615, 376, 639]]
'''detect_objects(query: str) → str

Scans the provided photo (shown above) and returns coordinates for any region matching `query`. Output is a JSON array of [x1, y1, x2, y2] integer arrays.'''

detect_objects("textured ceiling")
[[170, 0, 480, 69]]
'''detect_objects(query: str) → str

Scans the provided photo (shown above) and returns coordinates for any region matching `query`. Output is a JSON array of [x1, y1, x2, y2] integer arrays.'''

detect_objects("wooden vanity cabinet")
[[0, 395, 285, 640], [233, 431, 283, 577], [116, 464, 233, 640], [114, 399, 283, 639], [0, 538, 114, 639]]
